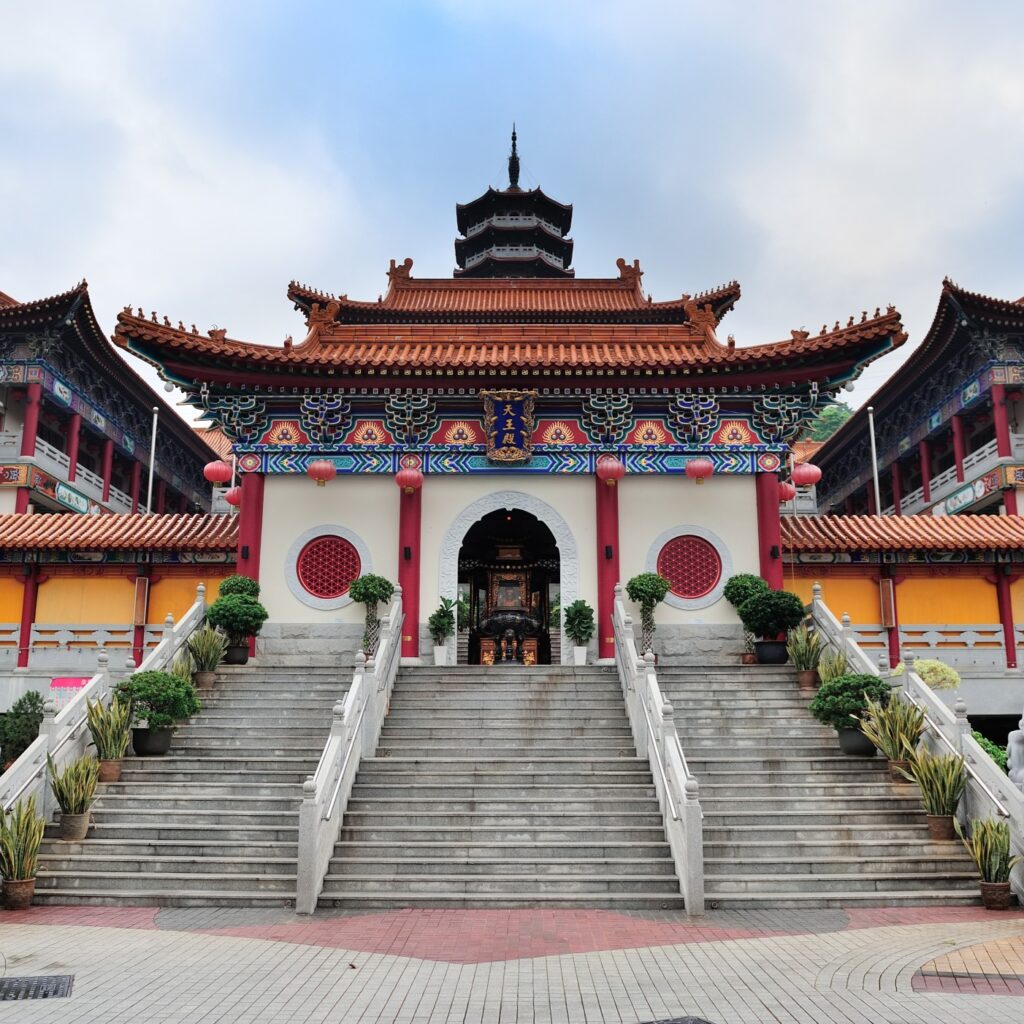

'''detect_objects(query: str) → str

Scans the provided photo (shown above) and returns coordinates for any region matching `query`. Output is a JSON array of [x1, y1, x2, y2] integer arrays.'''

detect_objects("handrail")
[[0, 583, 209, 819], [808, 580, 1024, 900], [296, 586, 403, 914], [611, 583, 704, 915]]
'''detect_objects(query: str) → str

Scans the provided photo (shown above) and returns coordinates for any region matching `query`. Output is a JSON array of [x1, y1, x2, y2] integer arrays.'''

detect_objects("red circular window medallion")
[[296, 535, 361, 599], [657, 535, 722, 600]]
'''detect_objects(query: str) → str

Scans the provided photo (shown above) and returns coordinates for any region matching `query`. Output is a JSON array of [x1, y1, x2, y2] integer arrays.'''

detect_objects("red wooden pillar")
[[755, 473, 783, 589], [129, 461, 142, 513], [398, 483, 422, 659], [890, 461, 903, 516], [951, 414, 967, 483], [66, 413, 82, 482], [994, 570, 1018, 669], [17, 565, 39, 669], [237, 473, 266, 658], [595, 474, 621, 660], [101, 438, 114, 503], [918, 439, 932, 504], [15, 383, 42, 514], [992, 383, 1012, 457], [155, 478, 167, 515]]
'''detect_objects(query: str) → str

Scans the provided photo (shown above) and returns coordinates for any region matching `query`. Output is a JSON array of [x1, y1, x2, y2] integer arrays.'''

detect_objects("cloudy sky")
[[2, 1, 1022, 421]]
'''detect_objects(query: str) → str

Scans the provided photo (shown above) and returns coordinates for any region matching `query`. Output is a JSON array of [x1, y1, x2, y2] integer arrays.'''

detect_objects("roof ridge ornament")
[[387, 258, 414, 285], [508, 124, 520, 190], [615, 258, 644, 289]]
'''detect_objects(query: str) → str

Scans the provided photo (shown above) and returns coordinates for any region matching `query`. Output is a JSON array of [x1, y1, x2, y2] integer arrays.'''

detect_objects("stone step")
[[40, 839, 298, 859], [703, 856, 973, 876], [341, 811, 665, 827], [391, 699, 627, 710], [350, 783, 655, 798], [354, 771, 653, 786], [384, 712, 629, 725], [37, 853, 297, 875], [32, 889, 296, 908], [700, 810, 923, 826], [119, 756, 317, 773], [685, 756, 886, 772], [95, 795, 301, 812], [315, 892, 686, 910], [376, 727, 634, 739], [331, 842, 671, 860], [319, 875, 681, 895], [359, 757, 649, 772], [676, 727, 832, 738], [702, 824, 931, 843], [679, 740, 843, 753], [702, 890, 980, 910], [117, 770, 311, 785], [169, 744, 324, 756], [337, 825, 668, 843], [699, 796, 924, 812], [100, 782, 306, 797], [699, 782, 911, 798], [83, 823, 299, 842], [703, 839, 963, 859], [36, 869, 298, 893], [326, 858, 675, 877], [374, 744, 640, 758], [86, 808, 298, 826], [704, 872, 979, 895], [344, 797, 657, 814]]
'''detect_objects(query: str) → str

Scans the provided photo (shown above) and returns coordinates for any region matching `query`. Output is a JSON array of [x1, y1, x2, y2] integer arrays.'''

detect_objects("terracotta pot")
[[797, 669, 818, 691], [2, 877, 35, 910], [887, 759, 912, 782], [979, 881, 1014, 910], [224, 644, 249, 665], [194, 670, 216, 691], [98, 759, 122, 783], [740, 652, 758, 665], [58, 811, 91, 842], [837, 728, 876, 756], [754, 640, 788, 664], [132, 727, 173, 757], [926, 814, 956, 841]]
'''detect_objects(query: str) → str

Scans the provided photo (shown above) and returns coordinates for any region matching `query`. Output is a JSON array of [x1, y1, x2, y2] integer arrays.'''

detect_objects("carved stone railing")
[[296, 587, 403, 914], [809, 582, 1023, 900], [612, 584, 704, 915], [0, 584, 208, 818], [848, 623, 1008, 669]]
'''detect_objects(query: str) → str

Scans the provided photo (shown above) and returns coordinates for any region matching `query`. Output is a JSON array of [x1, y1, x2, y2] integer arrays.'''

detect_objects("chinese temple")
[[114, 135, 907, 665]]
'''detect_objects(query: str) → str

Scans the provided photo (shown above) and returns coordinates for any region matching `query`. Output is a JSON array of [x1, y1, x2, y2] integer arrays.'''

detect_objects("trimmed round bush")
[[206, 594, 269, 647], [114, 670, 201, 732], [217, 574, 261, 599], [723, 573, 769, 609], [809, 673, 892, 732], [737, 589, 805, 639]]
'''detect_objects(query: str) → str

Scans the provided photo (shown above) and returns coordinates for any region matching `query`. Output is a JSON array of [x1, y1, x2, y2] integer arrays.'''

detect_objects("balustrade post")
[[840, 612, 853, 659], [296, 777, 319, 914], [954, 695, 970, 754], [682, 776, 705, 916]]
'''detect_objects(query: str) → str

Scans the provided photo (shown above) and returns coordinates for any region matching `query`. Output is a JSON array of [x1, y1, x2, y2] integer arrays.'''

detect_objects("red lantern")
[[792, 462, 822, 487], [395, 467, 424, 494], [596, 454, 625, 486], [778, 481, 797, 503], [203, 460, 232, 485], [307, 459, 337, 487], [224, 486, 242, 507], [684, 457, 714, 485]]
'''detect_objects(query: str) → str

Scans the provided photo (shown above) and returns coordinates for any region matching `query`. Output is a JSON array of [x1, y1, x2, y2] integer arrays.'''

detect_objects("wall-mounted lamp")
[[769, 545, 780, 559], [241, 545, 250, 560], [403, 546, 413, 561], [604, 545, 614, 560]]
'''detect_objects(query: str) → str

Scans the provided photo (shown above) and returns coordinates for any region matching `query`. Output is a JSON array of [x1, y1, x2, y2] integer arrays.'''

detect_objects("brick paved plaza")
[[0, 905, 1021, 1022]]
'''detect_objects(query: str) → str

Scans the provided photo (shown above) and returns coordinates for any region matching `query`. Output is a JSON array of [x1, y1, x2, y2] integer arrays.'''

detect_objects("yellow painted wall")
[[1011, 579, 1024, 624], [801, 575, 881, 624], [0, 577, 23, 622], [898, 576, 999, 625], [36, 576, 135, 624], [148, 574, 228, 624]]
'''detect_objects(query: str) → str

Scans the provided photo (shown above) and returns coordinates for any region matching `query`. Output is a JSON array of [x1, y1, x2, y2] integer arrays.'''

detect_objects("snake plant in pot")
[[900, 749, 967, 841], [47, 753, 100, 841], [738, 589, 805, 664], [786, 624, 822, 690], [0, 796, 45, 909], [956, 817, 1021, 909], [115, 670, 201, 756], [858, 694, 925, 781], [86, 697, 131, 782], [808, 673, 892, 756], [186, 625, 227, 690]]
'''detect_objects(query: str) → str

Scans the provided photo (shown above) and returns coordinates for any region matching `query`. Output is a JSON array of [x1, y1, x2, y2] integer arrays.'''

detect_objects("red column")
[[755, 473, 783, 589], [1004, 488, 1020, 516], [992, 383, 1012, 457], [237, 473, 266, 658], [952, 414, 967, 483], [398, 483, 422, 659], [995, 571, 1018, 669], [101, 439, 114, 503], [595, 474, 621, 660], [155, 478, 166, 515], [890, 461, 903, 516], [15, 383, 42, 514], [918, 440, 932, 504], [66, 413, 81, 482], [17, 565, 39, 669], [129, 461, 142, 513]]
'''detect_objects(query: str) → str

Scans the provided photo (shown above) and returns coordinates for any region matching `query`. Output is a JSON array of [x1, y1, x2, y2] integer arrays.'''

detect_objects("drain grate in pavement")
[[0, 975, 75, 1000]]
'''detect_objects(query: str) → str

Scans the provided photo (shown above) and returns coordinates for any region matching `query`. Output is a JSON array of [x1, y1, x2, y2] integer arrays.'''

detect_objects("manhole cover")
[[0, 975, 74, 1000]]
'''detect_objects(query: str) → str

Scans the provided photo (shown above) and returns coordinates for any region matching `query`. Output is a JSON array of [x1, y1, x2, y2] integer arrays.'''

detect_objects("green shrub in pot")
[[206, 594, 268, 664], [115, 670, 201, 756], [563, 600, 595, 666], [809, 672, 891, 755], [738, 589, 805, 664], [216, 574, 261, 599], [722, 573, 769, 609]]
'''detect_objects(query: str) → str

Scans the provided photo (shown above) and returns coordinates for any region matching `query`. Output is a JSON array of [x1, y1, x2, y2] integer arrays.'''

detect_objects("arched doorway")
[[458, 508, 559, 665], [438, 490, 579, 665]]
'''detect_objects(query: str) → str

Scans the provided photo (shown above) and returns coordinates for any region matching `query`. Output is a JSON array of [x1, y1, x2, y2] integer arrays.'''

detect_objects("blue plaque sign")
[[482, 390, 536, 463]]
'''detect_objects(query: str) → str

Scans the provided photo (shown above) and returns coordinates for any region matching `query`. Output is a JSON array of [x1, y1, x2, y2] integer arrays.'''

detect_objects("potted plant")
[[115, 670, 201, 756], [625, 573, 670, 655], [0, 691, 44, 769], [206, 593, 268, 665], [859, 694, 925, 781], [186, 626, 227, 690], [563, 599, 595, 666], [47, 754, 100, 841], [724, 574, 768, 665], [86, 697, 131, 782], [428, 598, 456, 666], [349, 574, 395, 655], [817, 647, 849, 685], [901, 749, 966, 841], [217, 574, 261, 599], [0, 796, 45, 909], [956, 817, 1021, 910], [808, 672, 892, 755], [787, 624, 822, 690], [737, 589, 805, 664]]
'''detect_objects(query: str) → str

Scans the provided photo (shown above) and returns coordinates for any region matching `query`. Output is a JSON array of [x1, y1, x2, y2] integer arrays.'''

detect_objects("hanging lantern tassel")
[[395, 467, 424, 495], [307, 459, 338, 487], [685, 457, 714, 485], [778, 481, 797, 503], [792, 462, 822, 488], [596, 454, 625, 487], [224, 486, 242, 507], [203, 460, 232, 485]]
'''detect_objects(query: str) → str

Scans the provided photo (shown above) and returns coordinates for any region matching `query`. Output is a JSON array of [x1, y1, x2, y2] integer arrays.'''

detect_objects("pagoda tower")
[[454, 128, 574, 278]]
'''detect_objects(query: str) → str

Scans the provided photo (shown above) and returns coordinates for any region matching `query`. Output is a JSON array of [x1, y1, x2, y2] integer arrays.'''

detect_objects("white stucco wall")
[[618, 474, 759, 625]]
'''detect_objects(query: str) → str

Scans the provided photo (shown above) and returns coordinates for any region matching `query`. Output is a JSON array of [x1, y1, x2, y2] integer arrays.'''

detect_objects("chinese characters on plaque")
[[482, 390, 537, 463]]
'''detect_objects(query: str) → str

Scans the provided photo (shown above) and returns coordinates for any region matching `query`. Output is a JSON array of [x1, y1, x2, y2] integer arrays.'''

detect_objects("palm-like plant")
[[87, 697, 131, 760], [902, 750, 966, 815], [47, 754, 100, 815], [186, 626, 227, 672], [956, 818, 1021, 884], [0, 796, 46, 881], [859, 695, 925, 762], [786, 624, 822, 670]]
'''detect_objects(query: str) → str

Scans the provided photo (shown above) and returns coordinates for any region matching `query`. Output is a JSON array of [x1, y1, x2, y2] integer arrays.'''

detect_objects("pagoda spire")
[[508, 124, 520, 190]]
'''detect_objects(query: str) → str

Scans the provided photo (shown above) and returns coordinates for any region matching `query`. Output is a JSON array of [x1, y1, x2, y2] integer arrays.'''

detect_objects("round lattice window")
[[296, 535, 361, 599], [657, 535, 722, 600]]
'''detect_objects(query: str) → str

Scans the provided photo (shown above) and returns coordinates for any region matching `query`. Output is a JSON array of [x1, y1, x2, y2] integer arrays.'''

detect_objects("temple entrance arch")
[[438, 490, 578, 665]]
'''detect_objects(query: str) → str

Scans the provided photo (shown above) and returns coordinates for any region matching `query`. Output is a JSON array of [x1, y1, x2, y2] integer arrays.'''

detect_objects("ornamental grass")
[[858, 694, 925, 762], [956, 818, 1021, 884], [786, 624, 822, 670], [47, 754, 100, 814], [902, 750, 967, 816], [0, 796, 46, 880], [817, 648, 849, 685], [86, 697, 131, 761], [186, 626, 227, 672]]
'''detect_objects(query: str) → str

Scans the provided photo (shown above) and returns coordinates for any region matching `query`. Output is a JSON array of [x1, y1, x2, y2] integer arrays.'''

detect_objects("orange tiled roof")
[[0, 513, 237, 551], [792, 440, 824, 463], [0, 290, 18, 309], [782, 514, 1024, 552], [194, 426, 232, 459]]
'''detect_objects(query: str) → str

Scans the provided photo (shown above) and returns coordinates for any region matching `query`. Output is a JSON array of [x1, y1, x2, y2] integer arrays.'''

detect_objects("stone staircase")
[[34, 657, 345, 906], [318, 665, 684, 909], [658, 664, 980, 909]]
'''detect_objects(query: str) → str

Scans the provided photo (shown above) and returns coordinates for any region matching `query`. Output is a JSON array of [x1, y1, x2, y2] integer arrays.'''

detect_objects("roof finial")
[[508, 123, 520, 190]]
